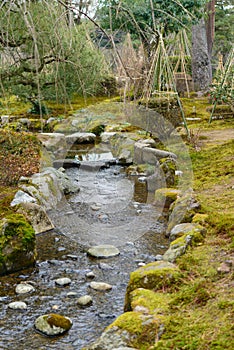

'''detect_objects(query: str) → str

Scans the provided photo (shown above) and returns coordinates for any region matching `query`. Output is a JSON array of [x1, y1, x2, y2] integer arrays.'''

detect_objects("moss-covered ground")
[[124, 100, 234, 349]]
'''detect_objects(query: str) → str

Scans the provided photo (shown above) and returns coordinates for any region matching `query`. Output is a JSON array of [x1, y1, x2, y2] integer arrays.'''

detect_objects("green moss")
[[1, 214, 35, 246], [170, 226, 205, 248], [108, 311, 166, 350], [125, 261, 182, 311], [181, 97, 211, 123], [0, 213, 36, 274], [46, 314, 72, 330], [192, 213, 209, 224], [136, 163, 156, 175], [108, 312, 143, 334], [155, 188, 180, 201], [130, 288, 172, 314]]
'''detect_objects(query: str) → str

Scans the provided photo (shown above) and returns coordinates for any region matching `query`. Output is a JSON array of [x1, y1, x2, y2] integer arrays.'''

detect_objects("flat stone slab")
[[53, 159, 80, 169], [87, 245, 120, 258], [65, 132, 96, 144]]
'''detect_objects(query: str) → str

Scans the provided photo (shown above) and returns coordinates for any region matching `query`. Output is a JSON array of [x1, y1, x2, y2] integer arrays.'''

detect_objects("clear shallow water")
[[0, 162, 168, 350]]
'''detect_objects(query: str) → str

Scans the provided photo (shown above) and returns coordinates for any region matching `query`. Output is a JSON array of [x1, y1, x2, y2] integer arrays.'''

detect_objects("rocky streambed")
[[0, 103, 198, 349], [0, 155, 169, 350]]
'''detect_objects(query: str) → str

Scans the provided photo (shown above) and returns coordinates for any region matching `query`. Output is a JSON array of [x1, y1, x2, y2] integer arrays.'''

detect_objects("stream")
[[0, 145, 169, 350]]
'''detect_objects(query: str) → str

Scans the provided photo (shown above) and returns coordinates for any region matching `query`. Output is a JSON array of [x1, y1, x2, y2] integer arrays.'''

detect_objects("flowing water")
[[0, 148, 169, 350]]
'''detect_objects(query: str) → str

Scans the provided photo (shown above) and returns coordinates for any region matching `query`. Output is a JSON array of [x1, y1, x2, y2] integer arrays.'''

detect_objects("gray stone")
[[11, 190, 37, 207], [170, 223, 197, 242], [53, 159, 80, 169], [101, 132, 118, 143], [18, 167, 79, 210], [15, 283, 35, 294], [91, 204, 101, 211], [163, 244, 187, 263], [118, 149, 133, 165], [86, 271, 96, 279], [65, 132, 96, 144], [8, 301, 27, 310], [87, 245, 120, 258], [84, 326, 131, 350], [134, 141, 177, 165], [34, 314, 72, 336], [66, 292, 79, 298], [217, 262, 232, 274], [77, 295, 93, 306], [1, 115, 10, 124], [55, 278, 72, 287], [155, 254, 163, 261], [90, 281, 112, 291], [99, 263, 113, 270], [17, 202, 54, 234], [37, 133, 67, 152], [166, 190, 201, 235], [19, 118, 30, 126]]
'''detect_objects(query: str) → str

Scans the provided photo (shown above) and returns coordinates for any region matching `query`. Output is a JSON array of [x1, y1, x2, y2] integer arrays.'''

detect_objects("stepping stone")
[[90, 281, 112, 291], [87, 245, 120, 259]]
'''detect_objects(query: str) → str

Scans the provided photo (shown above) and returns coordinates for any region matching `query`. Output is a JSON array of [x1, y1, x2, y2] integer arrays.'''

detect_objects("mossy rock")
[[130, 288, 172, 315], [169, 223, 206, 242], [124, 261, 181, 311], [35, 313, 72, 336], [0, 214, 36, 275], [163, 224, 206, 263], [108, 311, 166, 349], [166, 191, 200, 235], [154, 188, 181, 209], [159, 158, 177, 187]]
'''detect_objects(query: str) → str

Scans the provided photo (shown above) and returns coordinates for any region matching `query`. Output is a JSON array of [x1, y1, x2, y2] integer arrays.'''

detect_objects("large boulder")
[[15, 167, 79, 210], [0, 214, 36, 276]]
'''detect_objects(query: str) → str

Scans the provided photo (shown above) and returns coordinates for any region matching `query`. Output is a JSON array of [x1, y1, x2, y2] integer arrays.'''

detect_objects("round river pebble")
[[8, 301, 27, 310], [15, 283, 35, 294], [90, 281, 112, 291], [55, 278, 72, 286]]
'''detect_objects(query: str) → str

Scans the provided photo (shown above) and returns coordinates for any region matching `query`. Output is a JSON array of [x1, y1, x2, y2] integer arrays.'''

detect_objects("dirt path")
[[199, 128, 234, 146]]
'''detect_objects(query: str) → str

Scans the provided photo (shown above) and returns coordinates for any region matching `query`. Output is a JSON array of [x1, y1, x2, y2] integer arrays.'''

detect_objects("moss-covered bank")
[[0, 214, 36, 275]]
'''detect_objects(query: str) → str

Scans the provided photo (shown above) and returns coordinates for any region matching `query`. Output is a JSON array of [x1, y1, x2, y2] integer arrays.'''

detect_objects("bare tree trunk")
[[65, 0, 74, 27], [192, 18, 212, 91], [206, 0, 216, 58]]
